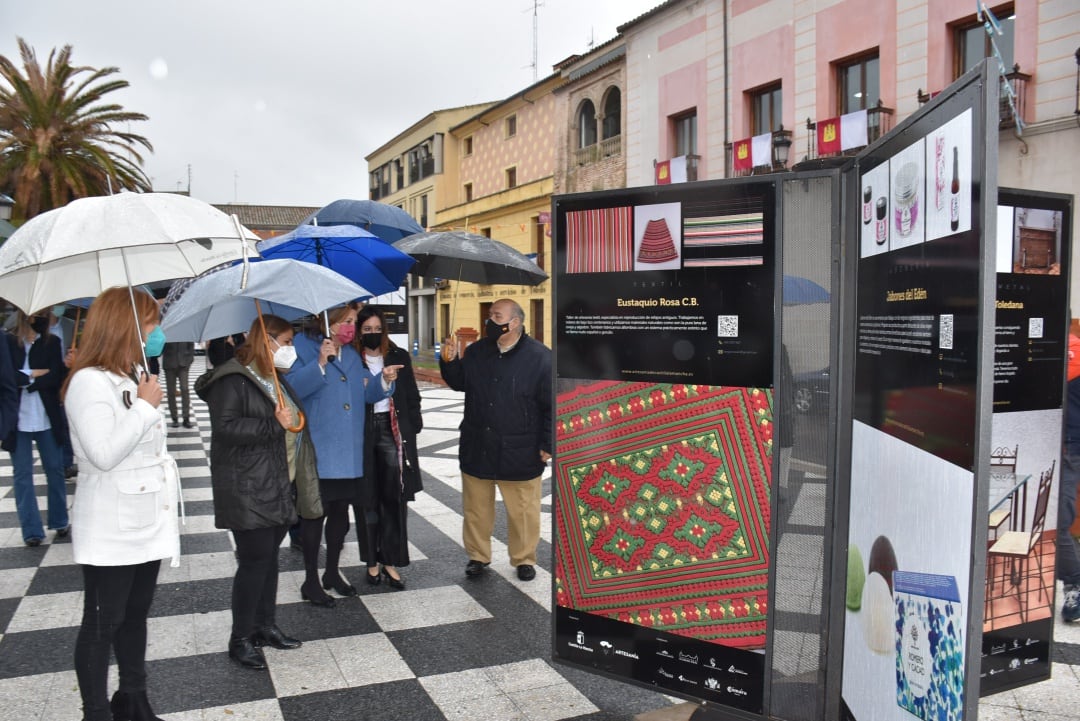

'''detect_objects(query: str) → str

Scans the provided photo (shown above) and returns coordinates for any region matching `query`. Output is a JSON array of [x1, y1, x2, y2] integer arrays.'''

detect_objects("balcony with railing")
[[573, 134, 622, 167], [917, 65, 1030, 129], [726, 127, 793, 177], [805, 101, 894, 160], [369, 180, 391, 201]]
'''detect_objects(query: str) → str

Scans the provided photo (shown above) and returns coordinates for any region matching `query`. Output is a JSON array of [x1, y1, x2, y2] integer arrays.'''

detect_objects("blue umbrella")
[[257, 224, 415, 297], [160, 259, 371, 342], [782, 275, 830, 306], [301, 199, 424, 243]]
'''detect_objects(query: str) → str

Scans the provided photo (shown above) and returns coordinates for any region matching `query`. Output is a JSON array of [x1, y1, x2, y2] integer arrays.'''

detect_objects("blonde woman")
[[63, 287, 178, 721]]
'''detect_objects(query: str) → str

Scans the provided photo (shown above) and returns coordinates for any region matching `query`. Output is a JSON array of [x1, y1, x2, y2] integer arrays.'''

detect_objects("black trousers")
[[357, 413, 410, 568], [232, 525, 288, 638], [74, 560, 161, 721]]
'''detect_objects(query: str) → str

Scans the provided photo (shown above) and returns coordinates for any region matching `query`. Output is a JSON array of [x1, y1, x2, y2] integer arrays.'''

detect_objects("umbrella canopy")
[[0, 193, 258, 313], [257, 224, 415, 296], [782, 275, 830, 306], [160, 258, 369, 342], [394, 231, 548, 286], [301, 199, 424, 242]]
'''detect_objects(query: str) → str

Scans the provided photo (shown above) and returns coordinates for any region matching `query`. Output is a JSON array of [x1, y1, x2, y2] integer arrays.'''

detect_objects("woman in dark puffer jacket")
[[195, 314, 318, 670]]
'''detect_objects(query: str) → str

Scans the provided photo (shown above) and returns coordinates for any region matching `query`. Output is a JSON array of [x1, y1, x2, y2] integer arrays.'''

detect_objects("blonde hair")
[[63, 287, 159, 395]]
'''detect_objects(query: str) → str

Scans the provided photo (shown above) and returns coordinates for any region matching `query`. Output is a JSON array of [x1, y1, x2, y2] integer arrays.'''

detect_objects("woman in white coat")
[[63, 287, 179, 721]]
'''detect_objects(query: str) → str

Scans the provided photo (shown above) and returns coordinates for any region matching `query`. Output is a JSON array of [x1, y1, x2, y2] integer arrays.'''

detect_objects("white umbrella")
[[0, 192, 259, 314]]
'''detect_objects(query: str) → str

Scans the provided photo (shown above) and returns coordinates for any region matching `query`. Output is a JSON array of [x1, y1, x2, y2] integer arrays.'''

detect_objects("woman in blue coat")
[[288, 304, 401, 606]]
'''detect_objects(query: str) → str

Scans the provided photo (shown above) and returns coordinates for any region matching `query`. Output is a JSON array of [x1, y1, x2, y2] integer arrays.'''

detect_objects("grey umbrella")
[[393, 231, 548, 286]]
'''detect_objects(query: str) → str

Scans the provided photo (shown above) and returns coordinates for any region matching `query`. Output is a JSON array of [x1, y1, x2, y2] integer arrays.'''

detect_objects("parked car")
[[792, 367, 830, 414]]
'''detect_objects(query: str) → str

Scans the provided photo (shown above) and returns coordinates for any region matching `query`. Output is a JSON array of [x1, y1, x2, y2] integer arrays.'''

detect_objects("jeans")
[[1058, 441, 1080, 586], [12, 429, 68, 541], [74, 561, 160, 721]]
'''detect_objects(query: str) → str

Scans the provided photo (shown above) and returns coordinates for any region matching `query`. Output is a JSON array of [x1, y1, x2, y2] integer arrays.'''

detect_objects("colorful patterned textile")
[[554, 381, 773, 648], [683, 213, 764, 248], [565, 207, 633, 273], [636, 218, 679, 264]]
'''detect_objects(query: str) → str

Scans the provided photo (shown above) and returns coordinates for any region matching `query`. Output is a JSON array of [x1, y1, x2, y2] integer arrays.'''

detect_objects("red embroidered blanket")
[[554, 381, 773, 648]]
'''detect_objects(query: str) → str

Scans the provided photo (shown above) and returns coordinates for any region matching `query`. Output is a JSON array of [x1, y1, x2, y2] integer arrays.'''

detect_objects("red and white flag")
[[817, 109, 869, 154], [655, 159, 671, 185]]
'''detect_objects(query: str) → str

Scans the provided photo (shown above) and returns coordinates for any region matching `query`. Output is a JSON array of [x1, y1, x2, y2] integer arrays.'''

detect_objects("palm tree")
[[0, 37, 153, 222]]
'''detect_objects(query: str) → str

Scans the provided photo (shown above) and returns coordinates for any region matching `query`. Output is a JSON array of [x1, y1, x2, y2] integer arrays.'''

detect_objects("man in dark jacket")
[[162, 341, 195, 428], [440, 298, 551, 581]]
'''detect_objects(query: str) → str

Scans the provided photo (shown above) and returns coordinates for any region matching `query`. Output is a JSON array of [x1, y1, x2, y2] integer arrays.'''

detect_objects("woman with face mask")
[[6, 310, 70, 547], [355, 307, 423, 589], [62, 287, 177, 721], [287, 304, 401, 606], [195, 314, 312, 670]]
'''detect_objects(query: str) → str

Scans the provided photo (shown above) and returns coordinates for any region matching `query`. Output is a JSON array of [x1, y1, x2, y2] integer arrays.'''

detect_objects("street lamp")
[[0, 194, 13, 222], [772, 125, 793, 169]]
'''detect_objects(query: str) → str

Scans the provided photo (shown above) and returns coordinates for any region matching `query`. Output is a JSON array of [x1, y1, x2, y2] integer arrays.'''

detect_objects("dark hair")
[[236, 314, 292, 378], [357, 306, 391, 357], [63, 287, 160, 396]]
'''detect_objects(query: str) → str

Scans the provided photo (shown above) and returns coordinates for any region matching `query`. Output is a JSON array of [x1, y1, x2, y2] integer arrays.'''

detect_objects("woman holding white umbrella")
[[62, 287, 178, 721]]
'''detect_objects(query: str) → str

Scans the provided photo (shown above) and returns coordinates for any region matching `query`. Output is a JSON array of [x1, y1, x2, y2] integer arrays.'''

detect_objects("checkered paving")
[[0, 357, 672, 721], [0, 356, 1075, 720]]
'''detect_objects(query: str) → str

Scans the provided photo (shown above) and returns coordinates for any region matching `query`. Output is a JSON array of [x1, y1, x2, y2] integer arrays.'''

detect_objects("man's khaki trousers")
[[461, 472, 542, 567]]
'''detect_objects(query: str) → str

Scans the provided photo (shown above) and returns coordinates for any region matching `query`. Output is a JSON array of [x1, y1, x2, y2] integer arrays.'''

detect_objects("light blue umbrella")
[[160, 258, 369, 342]]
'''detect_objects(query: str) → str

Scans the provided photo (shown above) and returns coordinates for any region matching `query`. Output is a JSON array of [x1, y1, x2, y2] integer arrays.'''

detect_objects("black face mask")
[[30, 317, 49, 335], [360, 332, 382, 351], [486, 318, 510, 340]]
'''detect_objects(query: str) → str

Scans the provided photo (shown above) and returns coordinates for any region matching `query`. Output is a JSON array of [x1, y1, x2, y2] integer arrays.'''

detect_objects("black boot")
[[110, 690, 164, 721], [228, 636, 267, 670], [252, 625, 302, 650]]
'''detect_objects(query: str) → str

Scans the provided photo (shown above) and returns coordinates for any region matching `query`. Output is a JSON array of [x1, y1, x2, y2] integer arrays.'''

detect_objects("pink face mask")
[[334, 324, 356, 345]]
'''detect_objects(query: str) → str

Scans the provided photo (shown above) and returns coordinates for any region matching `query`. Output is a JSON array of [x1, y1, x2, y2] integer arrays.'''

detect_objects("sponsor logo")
[[1023, 658, 1039, 665], [1025, 638, 1039, 646], [615, 649, 640, 660], [990, 644, 1007, 655], [657, 649, 674, 658], [988, 668, 1004, 676], [568, 630, 594, 653], [678, 652, 699, 665], [705, 677, 720, 690], [1008, 658, 1021, 670], [678, 675, 698, 686], [599, 641, 613, 655], [728, 665, 748, 676], [1011, 639, 1022, 650], [727, 686, 748, 697], [704, 657, 719, 669], [658, 667, 674, 679]]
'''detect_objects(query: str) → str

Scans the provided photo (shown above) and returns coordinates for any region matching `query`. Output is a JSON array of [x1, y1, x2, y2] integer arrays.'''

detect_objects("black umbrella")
[[393, 231, 548, 286]]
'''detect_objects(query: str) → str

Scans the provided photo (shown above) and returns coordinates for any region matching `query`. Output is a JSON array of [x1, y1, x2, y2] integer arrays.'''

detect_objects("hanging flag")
[[733, 138, 753, 172], [751, 132, 772, 167], [670, 156, 688, 183], [817, 117, 841, 155], [840, 109, 868, 150], [655, 160, 671, 185]]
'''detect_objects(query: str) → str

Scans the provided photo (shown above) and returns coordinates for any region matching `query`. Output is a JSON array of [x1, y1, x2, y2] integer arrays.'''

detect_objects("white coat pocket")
[[115, 473, 164, 531]]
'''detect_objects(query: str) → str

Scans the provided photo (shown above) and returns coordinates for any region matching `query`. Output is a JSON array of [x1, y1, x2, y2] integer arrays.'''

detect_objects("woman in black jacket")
[[195, 315, 315, 670], [7, 311, 69, 545], [355, 307, 422, 590]]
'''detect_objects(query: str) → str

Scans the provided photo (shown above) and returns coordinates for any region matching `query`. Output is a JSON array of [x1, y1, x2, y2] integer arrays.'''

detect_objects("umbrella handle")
[[324, 310, 336, 362], [71, 306, 82, 351]]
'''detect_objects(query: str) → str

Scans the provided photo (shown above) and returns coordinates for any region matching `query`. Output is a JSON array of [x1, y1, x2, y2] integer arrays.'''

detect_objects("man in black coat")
[[440, 298, 551, 581]]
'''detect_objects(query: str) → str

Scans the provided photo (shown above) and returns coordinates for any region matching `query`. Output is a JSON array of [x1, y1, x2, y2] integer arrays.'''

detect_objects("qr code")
[[1029, 317, 1044, 339], [717, 315, 738, 338], [939, 314, 954, 350]]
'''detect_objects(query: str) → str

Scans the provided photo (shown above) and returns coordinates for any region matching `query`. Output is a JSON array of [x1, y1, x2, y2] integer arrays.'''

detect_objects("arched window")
[[578, 100, 597, 148], [602, 87, 621, 139]]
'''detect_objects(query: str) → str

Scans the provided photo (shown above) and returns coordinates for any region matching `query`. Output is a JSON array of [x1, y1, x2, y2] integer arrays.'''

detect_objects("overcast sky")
[[2, 0, 660, 208]]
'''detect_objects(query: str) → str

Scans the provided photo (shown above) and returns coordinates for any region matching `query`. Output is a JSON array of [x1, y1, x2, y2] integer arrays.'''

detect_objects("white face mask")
[[272, 344, 297, 370]]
